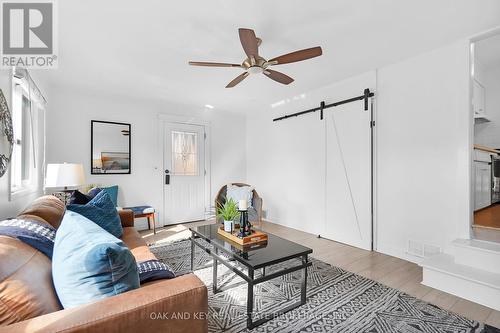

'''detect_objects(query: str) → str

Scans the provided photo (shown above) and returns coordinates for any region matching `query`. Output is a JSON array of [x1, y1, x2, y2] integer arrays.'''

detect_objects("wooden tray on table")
[[217, 226, 268, 246]]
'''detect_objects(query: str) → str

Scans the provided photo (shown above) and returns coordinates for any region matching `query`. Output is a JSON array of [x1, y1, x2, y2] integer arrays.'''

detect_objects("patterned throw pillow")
[[0, 218, 56, 258], [137, 259, 175, 283], [67, 191, 123, 238]]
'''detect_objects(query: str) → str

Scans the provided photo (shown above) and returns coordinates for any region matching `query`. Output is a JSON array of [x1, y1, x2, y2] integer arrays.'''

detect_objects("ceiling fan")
[[189, 28, 322, 88]]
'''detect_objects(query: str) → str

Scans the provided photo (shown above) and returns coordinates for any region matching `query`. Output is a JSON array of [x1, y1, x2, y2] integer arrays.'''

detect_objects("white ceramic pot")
[[224, 220, 233, 232]]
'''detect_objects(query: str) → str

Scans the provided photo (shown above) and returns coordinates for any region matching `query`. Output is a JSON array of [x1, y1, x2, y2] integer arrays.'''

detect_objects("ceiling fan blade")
[[263, 69, 294, 85], [238, 28, 259, 58], [226, 72, 249, 88], [268, 46, 322, 65], [189, 61, 242, 68]]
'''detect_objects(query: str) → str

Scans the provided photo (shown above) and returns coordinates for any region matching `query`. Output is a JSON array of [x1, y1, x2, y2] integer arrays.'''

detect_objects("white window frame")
[[9, 75, 43, 200]]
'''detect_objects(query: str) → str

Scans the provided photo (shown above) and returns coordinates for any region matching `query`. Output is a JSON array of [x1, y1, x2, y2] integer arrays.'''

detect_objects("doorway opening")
[[470, 32, 500, 243]]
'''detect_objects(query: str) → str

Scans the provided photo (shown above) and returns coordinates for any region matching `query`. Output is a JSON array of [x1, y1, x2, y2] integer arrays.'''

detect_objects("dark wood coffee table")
[[189, 224, 312, 329]]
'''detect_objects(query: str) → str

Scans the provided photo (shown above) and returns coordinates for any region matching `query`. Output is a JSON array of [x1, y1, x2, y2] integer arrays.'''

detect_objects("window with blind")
[[10, 69, 45, 198]]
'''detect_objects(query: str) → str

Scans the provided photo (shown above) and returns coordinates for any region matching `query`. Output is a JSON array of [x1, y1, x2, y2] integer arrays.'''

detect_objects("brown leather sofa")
[[0, 196, 208, 333]]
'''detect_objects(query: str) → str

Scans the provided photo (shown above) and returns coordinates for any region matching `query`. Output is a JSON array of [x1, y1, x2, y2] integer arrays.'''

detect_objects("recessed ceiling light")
[[204, 104, 214, 109]]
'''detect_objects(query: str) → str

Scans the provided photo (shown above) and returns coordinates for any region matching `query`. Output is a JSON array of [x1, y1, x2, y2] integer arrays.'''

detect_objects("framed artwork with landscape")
[[91, 120, 131, 174]]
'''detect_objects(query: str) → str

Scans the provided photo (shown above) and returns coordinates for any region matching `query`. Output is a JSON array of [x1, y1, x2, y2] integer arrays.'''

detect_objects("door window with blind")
[[171, 131, 198, 176]]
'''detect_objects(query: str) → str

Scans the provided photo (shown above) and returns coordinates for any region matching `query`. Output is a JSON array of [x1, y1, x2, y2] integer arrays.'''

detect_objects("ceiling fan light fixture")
[[247, 66, 264, 75], [189, 28, 323, 87]]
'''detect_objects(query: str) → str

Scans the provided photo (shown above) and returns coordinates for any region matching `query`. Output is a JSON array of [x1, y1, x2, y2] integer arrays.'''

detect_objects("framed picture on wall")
[[91, 120, 131, 174]]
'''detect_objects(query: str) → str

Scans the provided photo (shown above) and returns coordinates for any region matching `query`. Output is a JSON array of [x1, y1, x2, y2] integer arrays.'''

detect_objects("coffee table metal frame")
[[190, 228, 312, 329]]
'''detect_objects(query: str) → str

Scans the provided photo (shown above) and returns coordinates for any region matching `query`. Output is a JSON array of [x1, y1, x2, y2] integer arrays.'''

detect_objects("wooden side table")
[[123, 206, 156, 234]]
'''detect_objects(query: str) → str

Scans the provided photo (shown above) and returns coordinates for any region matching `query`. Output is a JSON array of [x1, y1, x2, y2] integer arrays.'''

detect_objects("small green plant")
[[217, 198, 240, 221]]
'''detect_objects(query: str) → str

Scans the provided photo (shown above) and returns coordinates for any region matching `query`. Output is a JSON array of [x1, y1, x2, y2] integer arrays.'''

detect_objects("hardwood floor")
[[139, 220, 500, 328], [474, 204, 500, 229], [473, 204, 500, 242]]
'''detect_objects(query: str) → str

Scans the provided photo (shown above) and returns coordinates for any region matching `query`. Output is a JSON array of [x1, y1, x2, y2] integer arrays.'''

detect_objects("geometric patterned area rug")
[[150, 239, 500, 333]]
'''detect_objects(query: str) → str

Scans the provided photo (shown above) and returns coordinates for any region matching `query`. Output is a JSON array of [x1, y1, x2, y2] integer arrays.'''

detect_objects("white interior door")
[[163, 122, 205, 225], [325, 100, 372, 250]]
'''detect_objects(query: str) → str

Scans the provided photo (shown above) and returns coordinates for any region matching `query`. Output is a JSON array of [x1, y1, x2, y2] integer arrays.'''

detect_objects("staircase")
[[420, 238, 500, 311]]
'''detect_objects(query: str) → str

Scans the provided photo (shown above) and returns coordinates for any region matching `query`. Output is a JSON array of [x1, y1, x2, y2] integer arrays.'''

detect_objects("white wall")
[[474, 64, 500, 148], [45, 87, 246, 229], [246, 72, 376, 236], [0, 70, 49, 219], [376, 39, 471, 260], [1, 39, 473, 263], [247, 40, 472, 262]]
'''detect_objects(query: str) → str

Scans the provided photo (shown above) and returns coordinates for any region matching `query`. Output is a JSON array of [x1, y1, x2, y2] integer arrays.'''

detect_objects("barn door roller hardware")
[[273, 88, 374, 122]]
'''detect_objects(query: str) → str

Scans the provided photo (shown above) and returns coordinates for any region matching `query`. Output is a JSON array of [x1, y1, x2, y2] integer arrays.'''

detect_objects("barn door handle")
[[165, 169, 170, 185]]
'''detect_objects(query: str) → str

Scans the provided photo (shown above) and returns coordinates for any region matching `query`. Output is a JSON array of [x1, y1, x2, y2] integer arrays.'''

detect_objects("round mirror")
[[0, 89, 13, 178]]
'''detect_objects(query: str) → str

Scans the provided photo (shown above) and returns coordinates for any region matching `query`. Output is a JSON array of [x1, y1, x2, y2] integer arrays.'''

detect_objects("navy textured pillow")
[[137, 259, 175, 283], [0, 218, 56, 258], [88, 186, 118, 207], [68, 190, 91, 205], [67, 191, 123, 238]]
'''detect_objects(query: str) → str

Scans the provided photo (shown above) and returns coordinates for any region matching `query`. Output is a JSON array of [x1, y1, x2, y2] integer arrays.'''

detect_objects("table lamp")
[[45, 163, 85, 204]]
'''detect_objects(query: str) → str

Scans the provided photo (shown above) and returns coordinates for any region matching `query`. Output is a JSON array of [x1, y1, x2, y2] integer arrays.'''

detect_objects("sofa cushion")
[[17, 195, 65, 229], [67, 191, 123, 238], [0, 236, 62, 326], [121, 227, 157, 262], [52, 211, 140, 309]]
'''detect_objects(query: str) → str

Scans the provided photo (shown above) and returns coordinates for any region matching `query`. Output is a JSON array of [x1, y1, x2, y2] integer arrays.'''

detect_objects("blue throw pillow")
[[88, 186, 118, 207], [104, 185, 118, 207], [52, 211, 139, 309], [67, 190, 123, 238]]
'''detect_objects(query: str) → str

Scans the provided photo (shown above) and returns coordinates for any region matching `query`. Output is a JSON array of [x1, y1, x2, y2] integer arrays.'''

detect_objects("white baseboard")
[[421, 253, 500, 311]]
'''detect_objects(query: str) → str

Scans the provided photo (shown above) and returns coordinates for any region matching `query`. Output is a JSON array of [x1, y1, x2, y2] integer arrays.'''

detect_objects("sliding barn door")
[[325, 100, 372, 250]]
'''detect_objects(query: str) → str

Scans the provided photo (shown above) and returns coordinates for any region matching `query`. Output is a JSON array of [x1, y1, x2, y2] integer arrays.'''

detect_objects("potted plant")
[[217, 198, 240, 232]]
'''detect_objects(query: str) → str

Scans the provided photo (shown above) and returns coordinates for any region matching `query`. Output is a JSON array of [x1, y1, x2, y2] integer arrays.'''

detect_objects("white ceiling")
[[46, 0, 500, 112], [476, 33, 500, 69]]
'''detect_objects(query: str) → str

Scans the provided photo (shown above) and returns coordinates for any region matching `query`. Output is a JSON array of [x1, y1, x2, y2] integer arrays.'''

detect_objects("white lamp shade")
[[45, 163, 85, 189]]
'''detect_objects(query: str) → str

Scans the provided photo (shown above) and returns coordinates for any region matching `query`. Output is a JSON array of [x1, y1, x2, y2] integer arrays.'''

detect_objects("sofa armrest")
[[119, 209, 135, 227], [1, 274, 208, 333]]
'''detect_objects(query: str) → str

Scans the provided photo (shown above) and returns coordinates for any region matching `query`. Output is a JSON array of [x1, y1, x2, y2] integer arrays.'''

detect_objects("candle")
[[239, 199, 248, 211]]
